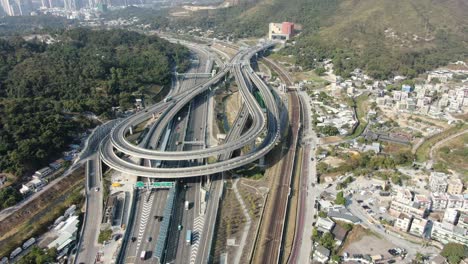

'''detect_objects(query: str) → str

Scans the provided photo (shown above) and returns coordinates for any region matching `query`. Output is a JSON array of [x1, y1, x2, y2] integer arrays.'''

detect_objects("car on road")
[[95, 187, 99, 192], [388, 260, 396, 264], [131, 237, 136, 242], [178, 225, 183, 231], [147, 237, 152, 242]]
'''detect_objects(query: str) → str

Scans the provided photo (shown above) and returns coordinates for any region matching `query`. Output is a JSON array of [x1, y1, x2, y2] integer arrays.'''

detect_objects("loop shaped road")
[[100, 43, 280, 178]]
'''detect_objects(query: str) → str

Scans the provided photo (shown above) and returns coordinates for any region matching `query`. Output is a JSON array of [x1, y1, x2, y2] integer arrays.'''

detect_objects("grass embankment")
[[415, 123, 468, 162], [0, 167, 85, 257], [234, 164, 265, 180], [435, 133, 468, 179], [103, 169, 113, 205], [346, 93, 370, 139]]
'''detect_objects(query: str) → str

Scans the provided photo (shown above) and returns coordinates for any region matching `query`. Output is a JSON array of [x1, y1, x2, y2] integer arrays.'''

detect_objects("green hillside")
[[171, 0, 467, 78]]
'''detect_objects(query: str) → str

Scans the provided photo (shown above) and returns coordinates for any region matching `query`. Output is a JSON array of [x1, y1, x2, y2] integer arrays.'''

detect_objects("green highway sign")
[[135, 181, 145, 188], [151, 182, 174, 188], [135, 181, 174, 189]]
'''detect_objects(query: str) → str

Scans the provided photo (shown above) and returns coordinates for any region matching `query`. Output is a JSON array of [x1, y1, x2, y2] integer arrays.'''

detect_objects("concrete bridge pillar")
[[258, 157, 265, 167]]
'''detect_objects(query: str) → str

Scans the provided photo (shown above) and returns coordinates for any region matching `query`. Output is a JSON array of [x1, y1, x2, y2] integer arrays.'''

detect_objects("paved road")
[[123, 45, 209, 264], [75, 155, 103, 264], [294, 91, 319, 264], [99, 44, 280, 178]]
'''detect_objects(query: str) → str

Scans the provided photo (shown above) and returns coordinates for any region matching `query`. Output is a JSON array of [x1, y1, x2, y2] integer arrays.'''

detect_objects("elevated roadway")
[[100, 43, 280, 178]]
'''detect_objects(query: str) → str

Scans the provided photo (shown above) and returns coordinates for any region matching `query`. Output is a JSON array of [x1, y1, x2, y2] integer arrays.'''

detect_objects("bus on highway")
[[186, 230, 192, 245]]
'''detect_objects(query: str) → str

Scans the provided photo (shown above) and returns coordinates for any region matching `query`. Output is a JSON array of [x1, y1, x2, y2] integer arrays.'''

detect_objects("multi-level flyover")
[[99, 43, 280, 178]]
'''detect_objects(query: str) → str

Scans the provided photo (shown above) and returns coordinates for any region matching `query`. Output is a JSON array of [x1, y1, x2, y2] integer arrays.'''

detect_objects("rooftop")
[[332, 224, 349, 242], [315, 245, 331, 257], [328, 206, 361, 224]]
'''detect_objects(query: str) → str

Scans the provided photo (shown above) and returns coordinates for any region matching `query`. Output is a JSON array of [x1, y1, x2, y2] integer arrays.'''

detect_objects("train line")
[[256, 57, 302, 263]]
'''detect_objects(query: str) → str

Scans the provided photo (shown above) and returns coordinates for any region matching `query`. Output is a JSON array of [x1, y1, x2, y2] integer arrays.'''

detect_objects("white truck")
[[140, 251, 146, 260], [186, 230, 192, 245], [10, 247, 22, 260], [22, 237, 36, 250], [185, 201, 190, 210]]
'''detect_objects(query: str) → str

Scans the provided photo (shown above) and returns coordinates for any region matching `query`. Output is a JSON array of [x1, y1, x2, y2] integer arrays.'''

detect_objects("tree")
[[98, 228, 113, 244], [391, 175, 402, 185], [0, 187, 22, 210], [412, 252, 425, 264], [318, 125, 339, 136], [441, 243, 467, 264], [335, 191, 346, 205], [316, 162, 329, 175], [319, 232, 335, 249], [331, 254, 341, 263], [0, 29, 191, 175], [17, 246, 57, 264], [315, 67, 326, 76], [318, 211, 328, 218], [311, 227, 320, 241]]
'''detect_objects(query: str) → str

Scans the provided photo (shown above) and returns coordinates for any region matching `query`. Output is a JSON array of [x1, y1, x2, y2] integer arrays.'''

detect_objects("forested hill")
[[0, 29, 191, 176], [167, 0, 467, 79]]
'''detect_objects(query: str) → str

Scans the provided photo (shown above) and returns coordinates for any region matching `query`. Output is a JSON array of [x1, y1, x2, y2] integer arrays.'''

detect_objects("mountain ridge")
[[175, 0, 467, 78]]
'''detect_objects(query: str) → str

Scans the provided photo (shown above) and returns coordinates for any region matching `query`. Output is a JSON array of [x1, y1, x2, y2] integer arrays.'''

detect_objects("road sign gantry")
[[134, 181, 174, 189]]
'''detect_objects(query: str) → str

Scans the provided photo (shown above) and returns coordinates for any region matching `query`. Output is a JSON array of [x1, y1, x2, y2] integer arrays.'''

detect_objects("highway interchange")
[[80, 39, 284, 264]]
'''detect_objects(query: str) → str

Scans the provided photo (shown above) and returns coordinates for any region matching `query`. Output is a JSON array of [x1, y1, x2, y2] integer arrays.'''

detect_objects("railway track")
[[256, 58, 301, 263]]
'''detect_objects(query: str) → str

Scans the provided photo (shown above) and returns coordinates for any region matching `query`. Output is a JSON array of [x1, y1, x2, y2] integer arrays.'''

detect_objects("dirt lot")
[[212, 179, 246, 262], [224, 90, 241, 126], [319, 136, 344, 144], [322, 156, 345, 168], [341, 226, 397, 259]]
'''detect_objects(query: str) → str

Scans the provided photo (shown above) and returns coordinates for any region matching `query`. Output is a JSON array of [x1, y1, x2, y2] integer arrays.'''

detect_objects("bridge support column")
[[258, 157, 265, 167]]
